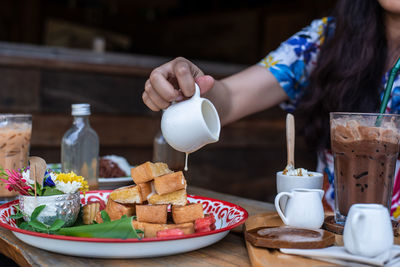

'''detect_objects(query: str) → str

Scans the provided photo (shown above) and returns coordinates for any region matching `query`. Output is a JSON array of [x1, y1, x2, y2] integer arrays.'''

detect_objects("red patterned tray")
[[0, 190, 248, 258]]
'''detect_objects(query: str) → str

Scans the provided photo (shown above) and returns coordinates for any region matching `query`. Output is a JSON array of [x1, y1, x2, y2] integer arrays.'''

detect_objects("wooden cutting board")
[[244, 212, 400, 267]]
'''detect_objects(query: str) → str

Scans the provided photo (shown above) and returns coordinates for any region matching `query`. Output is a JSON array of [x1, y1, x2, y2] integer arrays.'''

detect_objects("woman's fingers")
[[149, 68, 179, 102], [173, 59, 197, 97], [144, 79, 171, 110], [143, 57, 209, 111], [142, 91, 159, 111]]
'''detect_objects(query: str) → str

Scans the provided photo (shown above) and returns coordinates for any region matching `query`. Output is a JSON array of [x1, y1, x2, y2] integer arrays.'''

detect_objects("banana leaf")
[[56, 216, 142, 239]]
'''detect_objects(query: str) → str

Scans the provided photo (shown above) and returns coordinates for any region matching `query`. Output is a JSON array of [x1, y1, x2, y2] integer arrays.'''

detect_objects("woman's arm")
[[205, 65, 288, 125], [142, 57, 288, 125]]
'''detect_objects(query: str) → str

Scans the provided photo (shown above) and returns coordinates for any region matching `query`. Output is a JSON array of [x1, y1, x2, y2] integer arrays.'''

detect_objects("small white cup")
[[343, 204, 393, 258], [275, 188, 325, 229], [161, 83, 221, 153], [276, 171, 323, 211]]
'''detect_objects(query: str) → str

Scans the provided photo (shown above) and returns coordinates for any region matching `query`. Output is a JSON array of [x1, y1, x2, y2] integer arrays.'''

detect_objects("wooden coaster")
[[323, 215, 400, 236], [245, 226, 335, 249], [322, 216, 343, 235]]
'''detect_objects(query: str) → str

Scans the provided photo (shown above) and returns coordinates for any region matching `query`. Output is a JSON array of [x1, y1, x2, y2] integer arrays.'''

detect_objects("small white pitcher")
[[343, 204, 393, 257], [275, 188, 325, 229], [276, 171, 323, 212], [161, 83, 220, 153]]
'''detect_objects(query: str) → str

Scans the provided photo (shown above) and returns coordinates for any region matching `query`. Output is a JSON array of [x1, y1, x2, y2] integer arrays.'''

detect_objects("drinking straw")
[[376, 55, 400, 126]]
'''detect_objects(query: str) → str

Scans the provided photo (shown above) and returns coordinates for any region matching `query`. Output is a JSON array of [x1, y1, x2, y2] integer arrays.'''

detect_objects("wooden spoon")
[[284, 114, 295, 172]]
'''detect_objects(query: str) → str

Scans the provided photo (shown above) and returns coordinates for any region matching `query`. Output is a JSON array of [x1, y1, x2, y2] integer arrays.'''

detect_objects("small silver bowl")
[[19, 192, 81, 227]]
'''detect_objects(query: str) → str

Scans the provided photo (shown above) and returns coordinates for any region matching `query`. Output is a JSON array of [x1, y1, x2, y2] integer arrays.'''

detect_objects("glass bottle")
[[153, 130, 185, 171], [61, 103, 99, 189]]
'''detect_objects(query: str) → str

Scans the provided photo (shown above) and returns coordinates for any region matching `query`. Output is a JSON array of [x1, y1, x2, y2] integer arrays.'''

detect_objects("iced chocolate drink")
[[330, 113, 400, 223], [0, 115, 32, 201]]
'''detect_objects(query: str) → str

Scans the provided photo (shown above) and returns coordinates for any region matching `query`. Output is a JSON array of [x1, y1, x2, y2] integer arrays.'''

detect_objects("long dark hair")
[[297, 0, 387, 152]]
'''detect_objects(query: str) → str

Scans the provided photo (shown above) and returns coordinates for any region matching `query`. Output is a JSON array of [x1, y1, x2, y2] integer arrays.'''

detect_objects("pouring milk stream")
[[161, 83, 221, 170]]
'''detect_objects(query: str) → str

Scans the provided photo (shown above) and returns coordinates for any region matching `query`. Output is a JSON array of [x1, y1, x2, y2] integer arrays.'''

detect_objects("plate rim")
[[98, 177, 132, 183], [0, 191, 248, 243]]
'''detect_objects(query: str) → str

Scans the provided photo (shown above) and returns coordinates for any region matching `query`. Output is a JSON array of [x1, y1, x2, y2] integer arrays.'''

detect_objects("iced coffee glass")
[[0, 114, 32, 203], [330, 112, 400, 224]]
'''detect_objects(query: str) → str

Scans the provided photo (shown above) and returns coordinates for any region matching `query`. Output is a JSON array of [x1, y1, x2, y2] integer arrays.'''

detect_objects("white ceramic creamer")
[[161, 83, 220, 154], [343, 204, 393, 257], [275, 188, 325, 229]]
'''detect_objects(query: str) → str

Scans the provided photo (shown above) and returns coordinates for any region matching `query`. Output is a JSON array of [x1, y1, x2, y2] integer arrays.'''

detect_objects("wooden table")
[[0, 186, 275, 267]]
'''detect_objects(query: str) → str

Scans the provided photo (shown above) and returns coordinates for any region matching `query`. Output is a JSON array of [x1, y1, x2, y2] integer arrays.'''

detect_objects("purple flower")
[[44, 171, 55, 187]]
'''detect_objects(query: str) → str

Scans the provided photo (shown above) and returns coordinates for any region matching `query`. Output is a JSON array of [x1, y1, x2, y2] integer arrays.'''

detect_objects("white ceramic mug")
[[276, 171, 323, 211], [161, 83, 221, 153], [343, 204, 393, 257], [275, 188, 325, 229]]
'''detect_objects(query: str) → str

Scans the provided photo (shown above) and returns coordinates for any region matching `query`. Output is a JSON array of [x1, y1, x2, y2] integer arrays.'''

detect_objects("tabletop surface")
[[0, 186, 275, 267]]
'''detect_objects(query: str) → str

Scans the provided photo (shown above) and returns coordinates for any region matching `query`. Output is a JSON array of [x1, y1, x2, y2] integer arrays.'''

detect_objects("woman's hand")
[[143, 57, 215, 111], [143, 57, 288, 126]]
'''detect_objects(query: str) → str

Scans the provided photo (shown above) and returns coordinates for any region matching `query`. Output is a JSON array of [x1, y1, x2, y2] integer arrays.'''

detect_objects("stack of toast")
[[83, 161, 215, 238]]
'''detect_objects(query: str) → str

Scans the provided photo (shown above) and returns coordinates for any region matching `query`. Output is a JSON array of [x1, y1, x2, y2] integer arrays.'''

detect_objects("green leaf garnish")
[[27, 182, 44, 196], [0, 167, 7, 179], [42, 187, 65, 196], [19, 222, 30, 230], [10, 213, 24, 219], [10, 205, 28, 224], [30, 205, 46, 221], [12, 204, 67, 234], [57, 216, 141, 239], [35, 182, 43, 195], [49, 219, 65, 231], [29, 220, 48, 232], [100, 210, 111, 223]]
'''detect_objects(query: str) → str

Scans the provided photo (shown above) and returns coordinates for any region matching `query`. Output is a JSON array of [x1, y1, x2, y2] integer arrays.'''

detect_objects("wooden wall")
[[0, 0, 336, 64]]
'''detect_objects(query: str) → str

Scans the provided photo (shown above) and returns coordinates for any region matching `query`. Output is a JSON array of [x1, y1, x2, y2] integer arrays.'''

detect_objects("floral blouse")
[[258, 17, 400, 219]]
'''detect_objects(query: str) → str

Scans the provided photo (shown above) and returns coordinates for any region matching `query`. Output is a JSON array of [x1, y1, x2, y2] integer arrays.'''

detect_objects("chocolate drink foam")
[[331, 117, 400, 217]]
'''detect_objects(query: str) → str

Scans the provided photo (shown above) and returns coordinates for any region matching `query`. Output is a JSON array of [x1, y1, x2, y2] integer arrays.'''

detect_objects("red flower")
[[0, 168, 32, 195]]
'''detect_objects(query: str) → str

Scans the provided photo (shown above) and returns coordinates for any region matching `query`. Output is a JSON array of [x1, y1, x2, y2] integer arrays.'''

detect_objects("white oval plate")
[[0, 191, 248, 258]]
